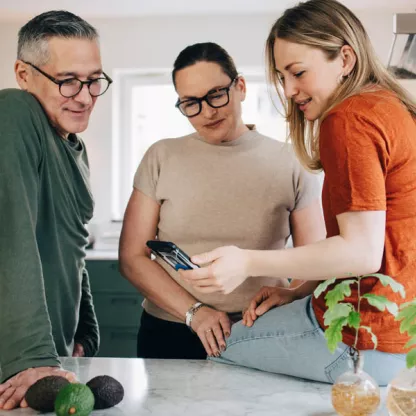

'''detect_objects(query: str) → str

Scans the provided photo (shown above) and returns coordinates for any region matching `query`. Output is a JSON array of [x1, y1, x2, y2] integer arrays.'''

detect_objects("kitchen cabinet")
[[86, 258, 143, 358]]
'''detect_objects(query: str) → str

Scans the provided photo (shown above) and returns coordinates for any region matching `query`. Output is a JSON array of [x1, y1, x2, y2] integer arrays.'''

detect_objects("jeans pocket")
[[324, 347, 350, 383]]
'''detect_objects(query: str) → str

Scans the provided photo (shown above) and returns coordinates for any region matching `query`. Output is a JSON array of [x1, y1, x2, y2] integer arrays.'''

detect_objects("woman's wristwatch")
[[185, 302, 205, 332]]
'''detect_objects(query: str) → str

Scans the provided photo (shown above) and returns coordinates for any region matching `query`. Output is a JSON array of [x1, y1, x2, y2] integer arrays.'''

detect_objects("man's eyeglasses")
[[175, 78, 237, 118], [23, 61, 113, 98]]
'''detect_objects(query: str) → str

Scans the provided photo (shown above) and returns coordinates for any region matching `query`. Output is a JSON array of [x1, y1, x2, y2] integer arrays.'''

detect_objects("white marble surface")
[[0, 358, 390, 416], [85, 249, 118, 260]]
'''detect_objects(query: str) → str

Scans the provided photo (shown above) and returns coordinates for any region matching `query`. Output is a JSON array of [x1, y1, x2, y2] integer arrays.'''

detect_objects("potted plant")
[[386, 298, 416, 416], [314, 273, 405, 416]]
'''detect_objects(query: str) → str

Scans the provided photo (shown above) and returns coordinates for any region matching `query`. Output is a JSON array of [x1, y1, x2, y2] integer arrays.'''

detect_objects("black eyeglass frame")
[[23, 61, 113, 98], [175, 77, 238, 118]]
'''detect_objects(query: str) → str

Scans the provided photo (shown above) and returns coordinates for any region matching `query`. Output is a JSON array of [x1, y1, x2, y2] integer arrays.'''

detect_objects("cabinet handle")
[[109, 263, 119, 270], [110, 297, 139, 305]]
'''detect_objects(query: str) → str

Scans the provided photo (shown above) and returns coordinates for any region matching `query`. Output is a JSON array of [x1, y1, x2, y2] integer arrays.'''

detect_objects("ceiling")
[[0, 0, 414, 20]]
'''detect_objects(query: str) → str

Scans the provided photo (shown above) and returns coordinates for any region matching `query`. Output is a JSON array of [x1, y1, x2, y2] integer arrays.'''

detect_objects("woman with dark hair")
[[119, 42, 325, 359], [180, 1, 416, 385]]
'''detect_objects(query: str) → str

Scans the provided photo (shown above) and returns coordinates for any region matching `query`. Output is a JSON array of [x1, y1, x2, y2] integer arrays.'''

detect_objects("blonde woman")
[[180, 0, 416, 385]]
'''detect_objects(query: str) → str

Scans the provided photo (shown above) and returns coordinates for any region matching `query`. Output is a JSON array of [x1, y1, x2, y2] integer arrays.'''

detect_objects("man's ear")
[[236, 76, 247, 102], [15, 60, 30, 90], [340, 45, 356, 77]]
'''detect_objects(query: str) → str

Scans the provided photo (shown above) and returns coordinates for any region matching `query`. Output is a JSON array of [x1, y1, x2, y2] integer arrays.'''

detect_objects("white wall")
[[0, 11, 397, 224]]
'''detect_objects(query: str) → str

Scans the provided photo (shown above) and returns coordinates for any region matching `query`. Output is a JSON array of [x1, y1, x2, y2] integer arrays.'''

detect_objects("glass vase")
[[387, 366, 416, 415], [331, 348, 381, 416]]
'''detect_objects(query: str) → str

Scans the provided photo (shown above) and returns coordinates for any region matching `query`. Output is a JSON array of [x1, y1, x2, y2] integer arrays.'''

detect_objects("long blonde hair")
[[266, 0, 416, 171]]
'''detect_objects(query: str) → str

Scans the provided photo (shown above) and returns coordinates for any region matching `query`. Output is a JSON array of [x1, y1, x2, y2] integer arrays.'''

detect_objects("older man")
[[0, 10, 112, 410]]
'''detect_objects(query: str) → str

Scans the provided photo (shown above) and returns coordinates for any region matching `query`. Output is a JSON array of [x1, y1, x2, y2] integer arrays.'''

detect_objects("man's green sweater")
[[0, 89, 99, 382]]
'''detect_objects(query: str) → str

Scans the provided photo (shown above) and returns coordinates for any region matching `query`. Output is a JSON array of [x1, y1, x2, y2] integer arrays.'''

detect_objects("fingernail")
[[221, 345, 226, 351], [225, 332, 230, 338], [4, 402, 13, 411], [215, 351, 221, 357]]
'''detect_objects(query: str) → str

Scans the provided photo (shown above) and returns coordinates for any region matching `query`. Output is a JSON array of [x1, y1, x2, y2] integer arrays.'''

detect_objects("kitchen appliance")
[[387, 13, 416, 79]]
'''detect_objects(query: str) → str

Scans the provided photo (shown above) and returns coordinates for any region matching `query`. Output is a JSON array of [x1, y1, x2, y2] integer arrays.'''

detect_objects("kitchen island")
[[0, 357, 389, 415]]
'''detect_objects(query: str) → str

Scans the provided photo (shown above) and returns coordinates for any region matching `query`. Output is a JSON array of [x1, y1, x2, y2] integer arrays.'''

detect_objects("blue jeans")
[[210, 296, 405, 386]]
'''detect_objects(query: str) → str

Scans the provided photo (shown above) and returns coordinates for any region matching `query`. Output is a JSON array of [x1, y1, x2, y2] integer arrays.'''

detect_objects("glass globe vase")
[[331, 348, 381, 416], [386, 366, 416, 416]]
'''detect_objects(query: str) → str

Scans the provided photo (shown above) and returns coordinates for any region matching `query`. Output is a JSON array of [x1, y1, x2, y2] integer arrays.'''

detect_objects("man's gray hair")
[[17, 10, 99, 66]]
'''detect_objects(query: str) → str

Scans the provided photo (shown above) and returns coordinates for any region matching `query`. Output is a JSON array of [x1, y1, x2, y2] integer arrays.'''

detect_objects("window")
[[112, 68, 287, 220]]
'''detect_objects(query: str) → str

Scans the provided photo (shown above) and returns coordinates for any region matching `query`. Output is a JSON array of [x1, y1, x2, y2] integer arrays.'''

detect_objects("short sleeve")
[[292, 156, 322, 211], [320, 111, 388, 215], [133, 141, 164, 203]]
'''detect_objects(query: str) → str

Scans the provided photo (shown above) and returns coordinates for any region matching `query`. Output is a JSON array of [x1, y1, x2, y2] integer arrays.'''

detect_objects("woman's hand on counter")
[[0, 366, 76, 410], [191, 307, 231, 357]]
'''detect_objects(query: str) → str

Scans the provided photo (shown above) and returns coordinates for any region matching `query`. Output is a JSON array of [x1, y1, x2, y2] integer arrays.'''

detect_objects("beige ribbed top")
[[134, 126, 320, 322]]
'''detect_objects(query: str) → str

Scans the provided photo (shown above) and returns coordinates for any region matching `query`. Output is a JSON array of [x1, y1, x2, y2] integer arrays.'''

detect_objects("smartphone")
[[146, 240, 199, 271]]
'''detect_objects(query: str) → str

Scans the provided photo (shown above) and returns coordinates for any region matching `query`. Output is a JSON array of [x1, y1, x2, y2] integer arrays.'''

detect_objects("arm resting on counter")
[[0, 98, 59, 383], [119, 189, 199, 321], [74, 268, 100, 357]]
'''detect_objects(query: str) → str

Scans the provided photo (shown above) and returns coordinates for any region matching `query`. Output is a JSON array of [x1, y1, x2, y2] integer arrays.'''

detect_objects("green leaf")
[[347, 311, 361, 329], [364, 273, 406, 299], [401, 299, 416, 309], [362, 294, 399, 316], [325, 317, 348, 353], [405, 336, 416, 349], [314, 278, 336, 298], [406, 348, 416, 369], [397, 302, 416, 334], [325, 279, 356, 309], [361, 326, 378, 349], [323, 303, 354, 326]]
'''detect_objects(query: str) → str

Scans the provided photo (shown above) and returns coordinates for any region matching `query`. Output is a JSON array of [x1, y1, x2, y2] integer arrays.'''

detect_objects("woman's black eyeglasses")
[[175, 78, 237, 118]]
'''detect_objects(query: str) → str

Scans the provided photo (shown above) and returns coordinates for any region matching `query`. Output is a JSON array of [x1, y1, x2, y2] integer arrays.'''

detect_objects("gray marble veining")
[[0, 357, 389, 415]]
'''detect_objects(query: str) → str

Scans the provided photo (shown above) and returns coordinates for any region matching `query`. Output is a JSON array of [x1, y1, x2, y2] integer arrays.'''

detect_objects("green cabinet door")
[[86, 259, 144, 358]]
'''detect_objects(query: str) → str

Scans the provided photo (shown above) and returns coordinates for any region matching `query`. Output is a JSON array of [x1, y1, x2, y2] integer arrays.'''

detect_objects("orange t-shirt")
[[312, 89, 416, 353]]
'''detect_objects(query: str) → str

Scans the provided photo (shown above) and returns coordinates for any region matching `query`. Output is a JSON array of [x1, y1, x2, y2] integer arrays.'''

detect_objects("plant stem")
[[354, 276, 361, 350]]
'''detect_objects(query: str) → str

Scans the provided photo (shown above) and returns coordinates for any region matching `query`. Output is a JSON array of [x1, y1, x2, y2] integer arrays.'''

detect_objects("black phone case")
[[146, 240, 199, 271]]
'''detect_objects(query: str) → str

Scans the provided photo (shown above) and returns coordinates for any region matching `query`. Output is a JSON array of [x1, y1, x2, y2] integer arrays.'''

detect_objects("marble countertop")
[[0, 357, 389, 416], [85, 249, 118, 260]]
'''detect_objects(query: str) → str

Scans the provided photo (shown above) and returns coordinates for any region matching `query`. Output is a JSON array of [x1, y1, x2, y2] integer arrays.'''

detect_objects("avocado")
[[25, 375, 70, 412], [54, 383, 95, 416], [86, 375, 124, 409]]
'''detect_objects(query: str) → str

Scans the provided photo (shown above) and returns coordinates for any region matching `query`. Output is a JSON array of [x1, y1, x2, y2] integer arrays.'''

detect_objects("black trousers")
[[137, 310, 207, 359]]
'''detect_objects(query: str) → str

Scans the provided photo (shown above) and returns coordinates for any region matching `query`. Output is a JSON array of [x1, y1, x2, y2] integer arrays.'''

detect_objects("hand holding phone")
[[146, 240, 199, 271]]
